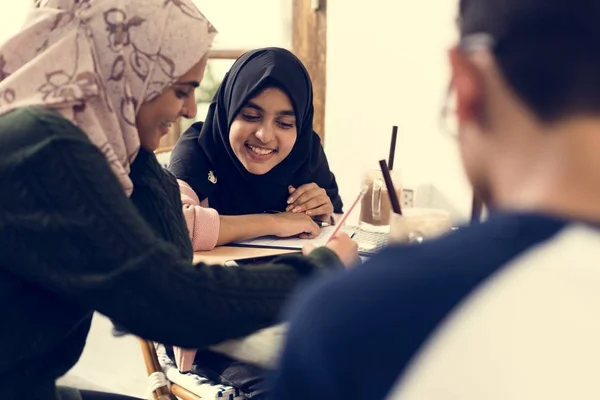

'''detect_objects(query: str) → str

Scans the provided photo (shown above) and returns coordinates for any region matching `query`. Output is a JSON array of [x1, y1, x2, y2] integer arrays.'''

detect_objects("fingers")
[[297, 217, 320, 239], [293, 191, 325, 211], [304, 198, 334, 217], [287, 191, 324, 212], [287, 183, 317, 206], [292, 187, 323, 208], [330, 232, 351, 242], [286, 213, 320, 238], [288, 196, 333, 218], [299, 231, 319, 239], [326, 232, 360, 267], [287, 188, 330, 213]]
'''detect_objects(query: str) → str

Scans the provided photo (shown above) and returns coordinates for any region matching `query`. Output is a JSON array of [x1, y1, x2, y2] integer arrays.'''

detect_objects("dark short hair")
[[459, 0, 600, 122]]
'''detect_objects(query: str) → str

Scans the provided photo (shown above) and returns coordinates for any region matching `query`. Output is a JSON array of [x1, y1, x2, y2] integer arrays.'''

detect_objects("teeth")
[[248, 145, 274, 155]]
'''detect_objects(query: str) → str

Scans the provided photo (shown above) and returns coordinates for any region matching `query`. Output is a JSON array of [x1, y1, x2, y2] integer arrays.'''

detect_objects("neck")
[[489, 118, 600, 223]]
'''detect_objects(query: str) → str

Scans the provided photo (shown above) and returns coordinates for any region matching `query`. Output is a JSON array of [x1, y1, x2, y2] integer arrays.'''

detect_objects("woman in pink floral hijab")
[[0, 0, 216, 195]]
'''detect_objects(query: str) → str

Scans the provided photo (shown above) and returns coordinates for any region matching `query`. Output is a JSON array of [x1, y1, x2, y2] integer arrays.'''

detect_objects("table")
[[194, 212, 362, 264], [191, 214, 353, 265], [193, 246, 296, 265]]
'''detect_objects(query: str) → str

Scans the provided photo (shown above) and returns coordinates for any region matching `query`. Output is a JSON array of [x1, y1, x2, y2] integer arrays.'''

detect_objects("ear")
[[448, 46, 484, 124]]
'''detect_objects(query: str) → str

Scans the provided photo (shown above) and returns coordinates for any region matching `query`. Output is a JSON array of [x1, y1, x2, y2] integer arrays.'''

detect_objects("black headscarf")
[[169, 47, 343, 216]]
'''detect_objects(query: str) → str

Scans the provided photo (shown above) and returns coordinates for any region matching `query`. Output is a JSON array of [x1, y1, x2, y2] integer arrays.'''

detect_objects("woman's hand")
[[272, 212, 321, 239], [286, 183, 334, 221], [302, 232, 359, 268]]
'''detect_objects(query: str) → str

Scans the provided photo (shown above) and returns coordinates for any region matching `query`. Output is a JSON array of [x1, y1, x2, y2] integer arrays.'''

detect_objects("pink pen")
[[326, 186, 368, 243]]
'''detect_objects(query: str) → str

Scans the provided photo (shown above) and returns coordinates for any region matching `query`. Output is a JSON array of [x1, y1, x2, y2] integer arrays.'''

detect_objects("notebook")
[[231, 225, 389, 256], [231, 225, 357, 250]]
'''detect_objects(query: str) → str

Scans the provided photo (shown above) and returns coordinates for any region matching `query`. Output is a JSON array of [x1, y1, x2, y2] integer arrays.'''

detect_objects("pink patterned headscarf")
[[0, 0, 217, 195]]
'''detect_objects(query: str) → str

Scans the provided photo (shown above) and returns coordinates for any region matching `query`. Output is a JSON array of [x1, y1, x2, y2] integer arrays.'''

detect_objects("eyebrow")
[[173, 80, 200, 88], [245, 101, 295, 117]]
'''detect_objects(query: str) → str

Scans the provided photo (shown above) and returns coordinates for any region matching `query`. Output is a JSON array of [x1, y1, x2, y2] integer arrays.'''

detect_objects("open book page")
[[232, 225, 357, 250]]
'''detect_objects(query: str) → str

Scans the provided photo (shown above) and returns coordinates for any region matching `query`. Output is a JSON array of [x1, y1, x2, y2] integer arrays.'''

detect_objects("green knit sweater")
[[0, 107, 343, 399]]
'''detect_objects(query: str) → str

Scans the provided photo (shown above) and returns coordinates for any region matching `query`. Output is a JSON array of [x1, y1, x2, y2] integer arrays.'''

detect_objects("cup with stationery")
[[361, 126, 403, 236], [377, 158, 452, 244], [388, 208, 452, 244], [359, 126, 403, 233], [359, 168, 403, 233]]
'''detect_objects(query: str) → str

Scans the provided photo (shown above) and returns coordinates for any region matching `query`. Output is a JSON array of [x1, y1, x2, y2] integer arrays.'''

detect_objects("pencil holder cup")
[[389, 208, 452, 244], [359, 168, 402, 233]]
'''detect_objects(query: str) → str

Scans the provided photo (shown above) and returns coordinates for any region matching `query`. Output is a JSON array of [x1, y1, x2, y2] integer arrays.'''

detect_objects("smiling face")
[[229, 86, 298, 175], [135, 57, 208, 151]]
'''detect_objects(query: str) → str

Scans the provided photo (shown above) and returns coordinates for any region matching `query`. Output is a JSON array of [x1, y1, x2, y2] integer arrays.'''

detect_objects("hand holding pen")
[[306, 186, 366, 268]]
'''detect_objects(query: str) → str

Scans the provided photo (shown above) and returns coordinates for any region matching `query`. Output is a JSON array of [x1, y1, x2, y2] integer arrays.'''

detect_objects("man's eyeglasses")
[[439, 33, 495, 138]]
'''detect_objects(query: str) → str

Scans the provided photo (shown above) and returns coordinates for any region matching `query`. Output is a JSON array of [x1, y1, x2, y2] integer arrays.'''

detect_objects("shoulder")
[[169, 122, 206, 170], [170, 121, 204, 159], [0, 107, 93, 157], [130, 148, 184, 204], [131, 147, 171, 181], [280, 212, 569, 397], [185, 121, 204, 135], [0, 107, 87, 138], [169, 121, 214, 197], [294, 212, 569, 320]]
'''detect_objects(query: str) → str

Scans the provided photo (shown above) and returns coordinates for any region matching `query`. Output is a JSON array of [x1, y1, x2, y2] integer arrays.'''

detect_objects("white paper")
[[233, 225, 357, 249]]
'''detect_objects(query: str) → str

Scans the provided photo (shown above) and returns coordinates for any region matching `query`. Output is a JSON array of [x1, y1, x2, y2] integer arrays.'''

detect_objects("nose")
[[255, 123, 275, 143], [181, 96, 197, 119]]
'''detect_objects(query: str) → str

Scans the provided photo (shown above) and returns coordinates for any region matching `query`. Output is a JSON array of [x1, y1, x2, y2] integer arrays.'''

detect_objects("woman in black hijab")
[[169, 47, 343, 250]]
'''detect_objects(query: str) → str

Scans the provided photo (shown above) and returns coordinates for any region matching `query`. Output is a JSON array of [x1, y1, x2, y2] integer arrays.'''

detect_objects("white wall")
[[0, 3, 30, 45], [193, 0, 291, 50], [0, 2, 290, 51], [325, 0, 473, 221]]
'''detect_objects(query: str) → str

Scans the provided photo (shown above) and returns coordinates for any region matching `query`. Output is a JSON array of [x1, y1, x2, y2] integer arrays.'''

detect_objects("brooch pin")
[[208, 170, 217, 184]]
